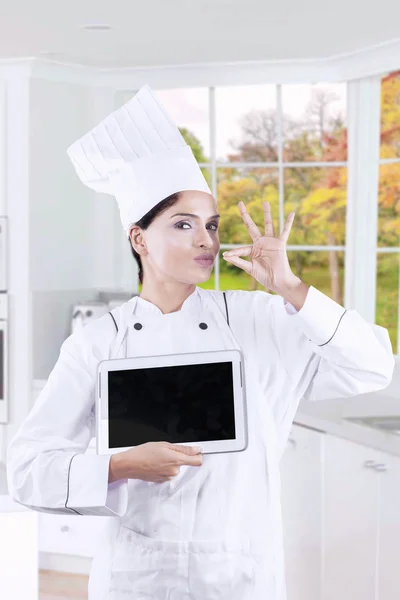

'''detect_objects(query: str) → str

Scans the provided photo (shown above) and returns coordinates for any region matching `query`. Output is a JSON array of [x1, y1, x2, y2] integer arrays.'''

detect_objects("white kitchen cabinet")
[[376, 451, 400, 600], [322, 434, 380, 600], [323, 436, 400, 600], [38, 512, 106, 558], [0, 496, 38, 600], [280, 425, 323, 600], [38, 437, 105, 559]]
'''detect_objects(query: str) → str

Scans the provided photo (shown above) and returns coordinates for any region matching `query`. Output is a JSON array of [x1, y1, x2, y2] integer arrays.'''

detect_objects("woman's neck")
[[138, 283, 197, 314]]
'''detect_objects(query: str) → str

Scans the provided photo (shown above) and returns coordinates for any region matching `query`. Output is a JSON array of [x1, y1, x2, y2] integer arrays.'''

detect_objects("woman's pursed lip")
[[194, 257, 214, 265]]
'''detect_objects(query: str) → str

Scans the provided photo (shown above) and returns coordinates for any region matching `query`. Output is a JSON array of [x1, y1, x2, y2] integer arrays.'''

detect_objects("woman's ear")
[[129, 226, 147, 256]]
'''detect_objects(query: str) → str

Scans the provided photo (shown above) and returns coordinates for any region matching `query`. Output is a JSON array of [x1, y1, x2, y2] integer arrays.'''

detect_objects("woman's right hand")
[[108, 441, 203, 484]]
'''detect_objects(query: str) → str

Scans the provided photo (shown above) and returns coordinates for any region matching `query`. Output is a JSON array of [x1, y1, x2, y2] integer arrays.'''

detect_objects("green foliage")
[[179, 127, 209, 163], [172, 84, 399, 350], [179, 127, 211, 187]]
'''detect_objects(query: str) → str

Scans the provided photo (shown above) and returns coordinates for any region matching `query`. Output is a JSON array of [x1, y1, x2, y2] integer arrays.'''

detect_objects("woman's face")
[[131, 191, 220, 284]]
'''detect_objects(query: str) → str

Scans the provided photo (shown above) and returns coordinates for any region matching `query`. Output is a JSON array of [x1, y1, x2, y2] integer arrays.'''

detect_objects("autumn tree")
[[218, 88, 347, 301], [179, 127, 211, 187], [379, 71, 400, 246]]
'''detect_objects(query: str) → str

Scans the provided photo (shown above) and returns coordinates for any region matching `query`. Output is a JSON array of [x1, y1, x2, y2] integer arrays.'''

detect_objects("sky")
[[154, 83, 347, 162]]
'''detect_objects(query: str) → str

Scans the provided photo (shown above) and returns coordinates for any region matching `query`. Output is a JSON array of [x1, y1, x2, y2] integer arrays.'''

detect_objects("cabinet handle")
[[60, 525, 70, 532], [373, 463, 388, 472], [364, 460, 376, 469]]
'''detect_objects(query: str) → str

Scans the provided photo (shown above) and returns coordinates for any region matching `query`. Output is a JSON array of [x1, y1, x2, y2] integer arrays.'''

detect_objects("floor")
[[39, 570, 89, 600]]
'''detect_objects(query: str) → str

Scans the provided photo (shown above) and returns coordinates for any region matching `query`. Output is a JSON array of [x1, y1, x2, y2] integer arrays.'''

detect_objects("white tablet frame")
[[96, 349, 248, 455]]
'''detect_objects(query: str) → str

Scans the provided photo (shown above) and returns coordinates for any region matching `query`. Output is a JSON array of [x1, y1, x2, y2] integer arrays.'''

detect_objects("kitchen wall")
[[0, 66, 138, 462], [29, 78, 137, 379]]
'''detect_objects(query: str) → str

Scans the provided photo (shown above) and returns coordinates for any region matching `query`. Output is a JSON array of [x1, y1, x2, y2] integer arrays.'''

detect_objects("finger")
[[223, 254, 252, 276], [223, 245, 252, 258], [176, 451, 203, 466], [171, 444, 202, 455], [181, 454, 203, 467], [263, 201, 275, 237], [279, 212, 295, 243], [238, 201, 262, 242]]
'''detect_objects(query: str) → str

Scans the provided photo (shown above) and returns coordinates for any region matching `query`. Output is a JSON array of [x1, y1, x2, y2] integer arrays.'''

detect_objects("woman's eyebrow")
[[170, 213, 220, 219]]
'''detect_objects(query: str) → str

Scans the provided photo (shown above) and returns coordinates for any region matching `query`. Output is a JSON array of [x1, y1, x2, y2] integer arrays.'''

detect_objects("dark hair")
[[129, 192, 182, 284]]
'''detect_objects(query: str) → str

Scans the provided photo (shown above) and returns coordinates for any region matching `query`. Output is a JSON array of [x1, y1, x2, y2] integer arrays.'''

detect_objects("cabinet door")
[[323, 435, 379, 600], [377, 452, 400, 600], [280, 425, 323, 600], [39, 513, 106, 557]]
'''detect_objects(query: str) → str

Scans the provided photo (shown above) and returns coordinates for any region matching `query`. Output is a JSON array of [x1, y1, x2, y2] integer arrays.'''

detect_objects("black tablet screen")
[[108, 361, 236, 447]]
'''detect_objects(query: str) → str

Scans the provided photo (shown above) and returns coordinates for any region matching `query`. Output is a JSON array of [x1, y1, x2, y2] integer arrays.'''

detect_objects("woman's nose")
[[197, 228, 215, 247]]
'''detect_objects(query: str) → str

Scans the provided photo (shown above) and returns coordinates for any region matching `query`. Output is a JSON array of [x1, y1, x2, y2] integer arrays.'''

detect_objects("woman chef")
[[7, 85, 395, 600]]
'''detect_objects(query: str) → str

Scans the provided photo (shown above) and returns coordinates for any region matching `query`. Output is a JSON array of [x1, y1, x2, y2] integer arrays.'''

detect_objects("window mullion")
[[277, 85, 284, 233], [345, 77, 381, 321], [398, 257, 400, 355], [210, 86, 219, 291]]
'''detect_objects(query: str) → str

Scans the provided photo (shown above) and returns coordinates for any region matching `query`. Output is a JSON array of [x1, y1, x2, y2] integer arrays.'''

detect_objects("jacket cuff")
[[283, 285, 347, 346], [283, 299, 298, 315], [66, 453, 128, 517]]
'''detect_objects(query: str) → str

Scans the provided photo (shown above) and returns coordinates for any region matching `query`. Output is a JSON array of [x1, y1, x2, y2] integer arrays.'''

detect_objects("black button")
[[199, 322, 208, 330], [134, 323, 143, 330]]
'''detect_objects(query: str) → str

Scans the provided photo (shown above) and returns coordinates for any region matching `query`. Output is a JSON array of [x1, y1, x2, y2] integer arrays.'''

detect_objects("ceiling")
[[0, 0, 399, 69]]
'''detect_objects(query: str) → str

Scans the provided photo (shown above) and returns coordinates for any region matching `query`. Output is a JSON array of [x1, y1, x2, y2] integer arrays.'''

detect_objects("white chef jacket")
[[6, 285, 395, 599]]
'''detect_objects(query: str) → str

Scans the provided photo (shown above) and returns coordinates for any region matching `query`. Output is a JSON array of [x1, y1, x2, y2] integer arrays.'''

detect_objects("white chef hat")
[[67, 84, 212, 237]]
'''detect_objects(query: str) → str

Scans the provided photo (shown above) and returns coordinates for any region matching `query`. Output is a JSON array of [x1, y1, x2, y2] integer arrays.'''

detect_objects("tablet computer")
[[96, 349, 248, 455]]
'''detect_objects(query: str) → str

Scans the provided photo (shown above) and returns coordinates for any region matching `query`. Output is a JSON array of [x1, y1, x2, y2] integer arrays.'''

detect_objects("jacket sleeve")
[[271, 285, 394, 399], [250, 285, 395, 446], [6, 330, 128, 517]]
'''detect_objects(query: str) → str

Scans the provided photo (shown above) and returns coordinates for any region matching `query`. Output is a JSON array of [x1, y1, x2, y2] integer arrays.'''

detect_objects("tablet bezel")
[[96, 349, 248, 455]]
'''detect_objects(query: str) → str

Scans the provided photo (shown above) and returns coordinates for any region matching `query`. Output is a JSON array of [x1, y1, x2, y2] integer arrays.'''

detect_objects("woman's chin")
[[175, 263, 214, 284], [196, 269, 213, 281], [181, 272, 212, 285]]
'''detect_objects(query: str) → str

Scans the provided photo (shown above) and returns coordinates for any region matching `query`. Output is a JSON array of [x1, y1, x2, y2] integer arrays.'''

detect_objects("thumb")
[[171, 444, 202, 455]]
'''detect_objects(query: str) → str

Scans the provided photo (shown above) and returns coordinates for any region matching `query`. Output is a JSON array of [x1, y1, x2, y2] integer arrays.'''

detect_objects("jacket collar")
[[135, 286, 201, 317]]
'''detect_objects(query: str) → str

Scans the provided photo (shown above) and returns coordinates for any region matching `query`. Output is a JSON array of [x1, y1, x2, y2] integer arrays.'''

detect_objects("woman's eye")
[[175, 222, 191, 229], [175, 222, 219, 230]]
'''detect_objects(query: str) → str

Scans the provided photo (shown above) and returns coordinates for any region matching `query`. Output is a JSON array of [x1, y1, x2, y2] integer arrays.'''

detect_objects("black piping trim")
[[223, 291, 230, 327], [65, 454, 81, 515], [109, 311, 118, 333], [318, 309, 347, 347]]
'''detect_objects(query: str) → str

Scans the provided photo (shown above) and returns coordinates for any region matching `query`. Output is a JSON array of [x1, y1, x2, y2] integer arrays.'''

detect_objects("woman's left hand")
[[222, 200, 299, 294]]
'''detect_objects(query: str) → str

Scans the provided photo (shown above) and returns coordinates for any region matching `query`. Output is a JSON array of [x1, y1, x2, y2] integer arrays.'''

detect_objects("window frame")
[[116, 75, 399, 357]]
